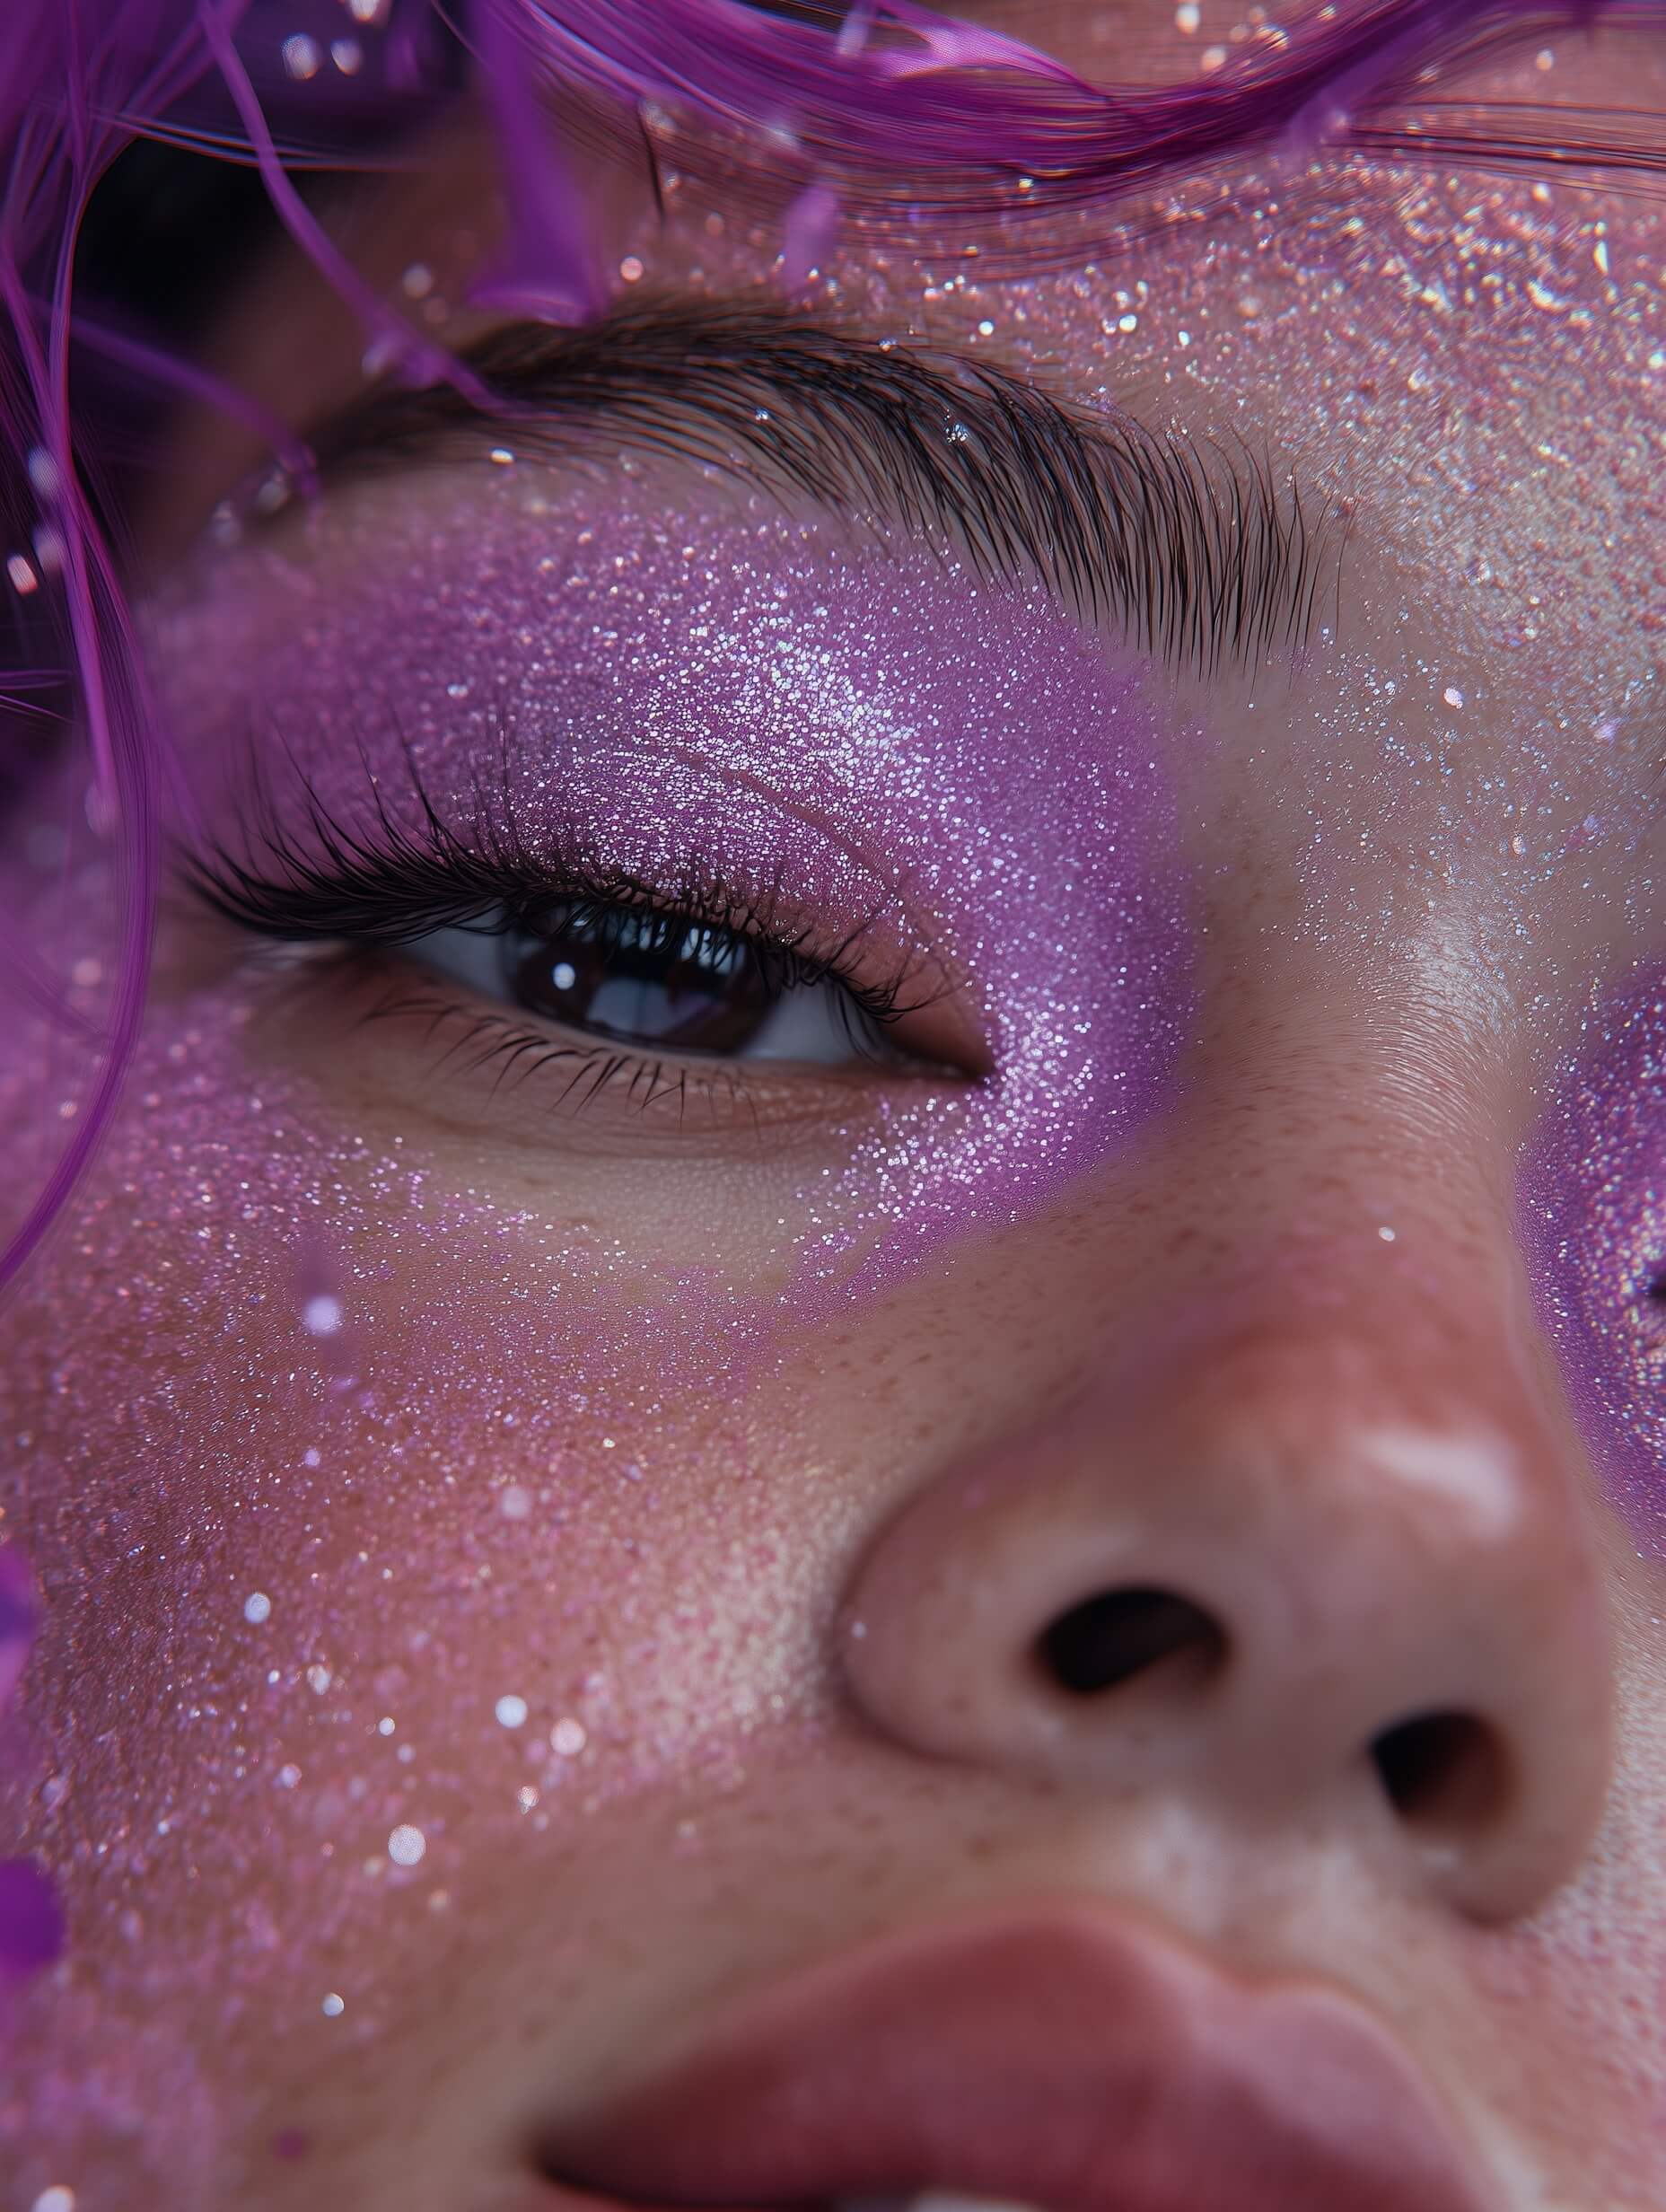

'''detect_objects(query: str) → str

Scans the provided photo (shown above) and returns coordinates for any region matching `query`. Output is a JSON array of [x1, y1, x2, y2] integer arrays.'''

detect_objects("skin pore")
[[3, 5, 1666, 2208]]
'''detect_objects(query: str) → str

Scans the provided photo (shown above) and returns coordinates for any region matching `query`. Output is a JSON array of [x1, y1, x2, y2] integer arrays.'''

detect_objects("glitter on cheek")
[[1522, 974, 1666, 1558]]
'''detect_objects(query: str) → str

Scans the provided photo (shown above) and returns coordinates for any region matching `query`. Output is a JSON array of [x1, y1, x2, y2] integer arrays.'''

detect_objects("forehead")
[[160, 29, 1666, 522], [148, 20, 1663, 830]]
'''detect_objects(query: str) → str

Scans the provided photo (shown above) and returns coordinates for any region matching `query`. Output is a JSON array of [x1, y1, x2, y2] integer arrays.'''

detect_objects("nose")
[[838, 1252, 1613, 1925]]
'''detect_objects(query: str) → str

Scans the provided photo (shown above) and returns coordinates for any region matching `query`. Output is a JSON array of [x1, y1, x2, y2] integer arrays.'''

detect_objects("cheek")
[[1, 1030, 844, 1874], [0, 1065, 854, 2191], [1465, 1619, 1666, 2195], [0, 987, 835, 2127], [1521, 975, 1666, 1560]]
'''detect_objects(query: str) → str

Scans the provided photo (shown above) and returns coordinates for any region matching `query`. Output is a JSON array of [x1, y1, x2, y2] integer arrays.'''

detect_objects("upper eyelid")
[[286, 297, 1342, 679], [176, 765, 961, 1031], [178, 706, 981, 999]]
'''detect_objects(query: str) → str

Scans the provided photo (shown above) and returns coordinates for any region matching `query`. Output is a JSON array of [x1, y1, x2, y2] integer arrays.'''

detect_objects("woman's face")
[[4, 8, 1665, 2208]]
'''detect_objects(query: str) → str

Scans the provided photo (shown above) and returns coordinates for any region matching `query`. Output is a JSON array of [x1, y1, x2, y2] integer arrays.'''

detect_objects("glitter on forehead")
[[780, 154, 1665, 939]]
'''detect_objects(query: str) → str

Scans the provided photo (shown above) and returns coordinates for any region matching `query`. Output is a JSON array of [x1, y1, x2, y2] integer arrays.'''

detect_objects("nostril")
[[1038, 1586, 1227, 1697], [1370, 1710, 1510, 1834]]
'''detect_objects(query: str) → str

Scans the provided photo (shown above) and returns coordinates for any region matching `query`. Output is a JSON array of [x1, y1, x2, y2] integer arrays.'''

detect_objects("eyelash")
[[179, 767, 942, 1123]]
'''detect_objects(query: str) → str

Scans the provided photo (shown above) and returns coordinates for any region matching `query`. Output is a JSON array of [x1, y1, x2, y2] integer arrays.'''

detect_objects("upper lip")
[[543, 1900, 1496, 2212]]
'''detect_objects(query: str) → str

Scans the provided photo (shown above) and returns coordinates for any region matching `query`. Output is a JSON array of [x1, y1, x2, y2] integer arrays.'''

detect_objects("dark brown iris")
[[506, 901, 775, 1055]]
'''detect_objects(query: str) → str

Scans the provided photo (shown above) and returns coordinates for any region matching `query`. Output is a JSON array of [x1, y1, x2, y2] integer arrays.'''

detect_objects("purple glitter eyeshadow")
[[152, 478, 1195, 1318], [1522, 972, 1666, 1558], [0, 1549, 61, 1989]]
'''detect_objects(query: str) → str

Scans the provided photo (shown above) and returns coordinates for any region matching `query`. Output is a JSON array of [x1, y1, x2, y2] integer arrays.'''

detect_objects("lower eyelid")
[[225, 942, 958, 1160]]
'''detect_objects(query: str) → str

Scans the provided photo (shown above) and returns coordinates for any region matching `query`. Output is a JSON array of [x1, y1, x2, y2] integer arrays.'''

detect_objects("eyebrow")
[[302, 296, 1339, 677]]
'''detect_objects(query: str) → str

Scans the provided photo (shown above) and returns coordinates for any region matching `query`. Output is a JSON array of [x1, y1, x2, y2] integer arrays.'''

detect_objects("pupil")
[[507, 902, 775, 1054]]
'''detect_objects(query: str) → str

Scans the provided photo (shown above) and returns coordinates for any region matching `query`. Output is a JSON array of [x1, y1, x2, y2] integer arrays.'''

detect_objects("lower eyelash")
[[346, 964, 759, 1130]]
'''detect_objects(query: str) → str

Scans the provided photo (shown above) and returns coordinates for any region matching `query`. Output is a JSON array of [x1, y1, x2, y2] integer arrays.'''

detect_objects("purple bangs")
[[529, 0, 1666, 227], [1, 0, 1664, 1302]]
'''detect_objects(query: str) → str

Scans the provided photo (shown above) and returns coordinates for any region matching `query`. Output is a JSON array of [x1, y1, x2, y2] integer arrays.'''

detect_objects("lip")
[[541, 1900, 1495, 2212]]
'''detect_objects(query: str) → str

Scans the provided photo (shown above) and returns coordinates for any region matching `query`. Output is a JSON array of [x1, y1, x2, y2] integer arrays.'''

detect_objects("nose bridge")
[[838, 1212, 1615, 1927]]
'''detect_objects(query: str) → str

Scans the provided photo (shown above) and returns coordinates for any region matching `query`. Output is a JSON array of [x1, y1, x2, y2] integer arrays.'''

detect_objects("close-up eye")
[[177, 789, 986, 1129], [411, 900, 908, 1065], [5, 5, 1666, 2212]]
